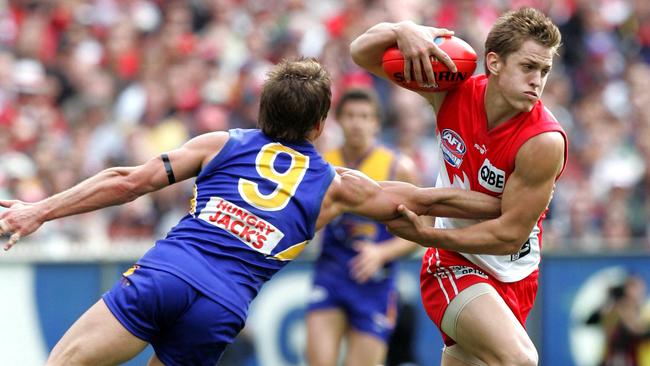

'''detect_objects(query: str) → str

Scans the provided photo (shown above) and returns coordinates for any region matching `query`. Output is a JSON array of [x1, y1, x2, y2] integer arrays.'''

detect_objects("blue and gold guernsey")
[[138, 129, 335, 321], [316, 146, 398, 285]]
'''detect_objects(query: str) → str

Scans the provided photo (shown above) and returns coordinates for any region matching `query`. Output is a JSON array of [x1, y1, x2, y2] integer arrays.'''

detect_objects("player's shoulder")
[[439, 74, 485, 106], [516, 131, 566, 178], [518, 101, 566, 150], [521, 103, 567, 145], [453, 74, 485, 94], [226, 128, 268, 144], [522, 130, 565, 151], [186, 131, 230, 152], [529, 102, 561, 126], [539, 104, 558, 121], [218, 128, 316, 154]]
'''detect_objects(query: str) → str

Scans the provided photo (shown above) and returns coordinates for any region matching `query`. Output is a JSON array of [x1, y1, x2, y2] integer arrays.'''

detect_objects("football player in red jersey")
[[352, 7, 567, 366]]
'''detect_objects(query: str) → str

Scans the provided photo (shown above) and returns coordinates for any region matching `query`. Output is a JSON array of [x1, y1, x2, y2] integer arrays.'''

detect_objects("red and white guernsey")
[[433, 75, 567, 283]]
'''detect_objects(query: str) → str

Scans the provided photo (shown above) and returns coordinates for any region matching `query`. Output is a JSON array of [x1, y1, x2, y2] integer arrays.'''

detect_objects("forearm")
[[40, 167, 147, 222], [346, 173, 498, 222], [415, 188, 501, 219], [418, 217, 528, 255], [379, 183, 501, 219], [350, 22, 400, 70]]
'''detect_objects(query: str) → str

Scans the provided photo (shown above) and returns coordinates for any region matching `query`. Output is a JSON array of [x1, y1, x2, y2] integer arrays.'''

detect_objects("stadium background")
[[0, 0, 649, 365]]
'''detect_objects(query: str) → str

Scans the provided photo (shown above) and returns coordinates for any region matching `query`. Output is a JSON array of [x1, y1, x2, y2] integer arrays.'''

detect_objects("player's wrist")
[[419, 227, 439, 246], [36, 200, 55, 223], [392, 21, 416, 37]]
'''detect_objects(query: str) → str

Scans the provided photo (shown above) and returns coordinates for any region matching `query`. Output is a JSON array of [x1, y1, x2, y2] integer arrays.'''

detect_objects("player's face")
[[338, 100, 380, 150], [496, 40, 554, 112]]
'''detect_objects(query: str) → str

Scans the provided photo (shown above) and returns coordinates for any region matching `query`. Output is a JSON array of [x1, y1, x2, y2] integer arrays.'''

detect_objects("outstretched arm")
[[386, 132, 566, 255], [316, 167, 501, 231], [0, 132, 229, 250], [380, 182, 501, 220]]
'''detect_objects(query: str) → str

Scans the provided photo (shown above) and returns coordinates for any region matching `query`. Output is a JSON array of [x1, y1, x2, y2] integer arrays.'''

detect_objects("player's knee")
[[493, 339, 538, 366], [506, 347, 538, 366], [527, 347, 540, 366]]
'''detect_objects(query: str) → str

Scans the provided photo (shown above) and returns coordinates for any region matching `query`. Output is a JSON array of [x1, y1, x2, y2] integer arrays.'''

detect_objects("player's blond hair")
[[259, 58, 331, 142], [484, 7, 562, 76]]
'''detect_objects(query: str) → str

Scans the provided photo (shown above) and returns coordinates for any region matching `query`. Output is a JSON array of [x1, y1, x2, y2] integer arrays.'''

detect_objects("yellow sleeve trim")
[[272, 241, 308, 261], [123, 265, 140, 277]]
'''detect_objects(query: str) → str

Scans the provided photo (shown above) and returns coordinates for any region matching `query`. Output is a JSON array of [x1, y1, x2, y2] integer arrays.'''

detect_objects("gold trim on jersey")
[[123, 264, 140, 277], [189, 184, 198, 216], [272, 240, 308, 261]]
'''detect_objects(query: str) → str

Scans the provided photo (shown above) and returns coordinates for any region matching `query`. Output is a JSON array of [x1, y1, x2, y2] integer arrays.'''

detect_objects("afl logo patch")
[[441, 129, 466, 168]]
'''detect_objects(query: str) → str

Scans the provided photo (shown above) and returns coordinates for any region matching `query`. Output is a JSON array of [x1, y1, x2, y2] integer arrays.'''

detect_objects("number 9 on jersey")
[[238, 143, 310, 211]]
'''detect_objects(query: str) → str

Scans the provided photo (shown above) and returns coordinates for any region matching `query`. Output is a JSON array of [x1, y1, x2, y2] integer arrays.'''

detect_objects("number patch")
[[238, 143, 309, 211]]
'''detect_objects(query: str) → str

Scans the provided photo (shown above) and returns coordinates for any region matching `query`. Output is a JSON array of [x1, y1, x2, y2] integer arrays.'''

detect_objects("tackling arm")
[[382, 183, 502, 220], [316, 166, 501, 231], [386, 132, 566, 255]]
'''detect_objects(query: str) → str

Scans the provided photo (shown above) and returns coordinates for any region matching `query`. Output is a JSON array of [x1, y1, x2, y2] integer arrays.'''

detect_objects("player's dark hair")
[[484, 7, 562, 76], [335, 88, 381, 120], [259, 58, 332, 142]]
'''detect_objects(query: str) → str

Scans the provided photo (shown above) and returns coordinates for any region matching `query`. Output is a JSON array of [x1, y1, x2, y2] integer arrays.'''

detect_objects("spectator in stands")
[[0, 0, 649, 252]]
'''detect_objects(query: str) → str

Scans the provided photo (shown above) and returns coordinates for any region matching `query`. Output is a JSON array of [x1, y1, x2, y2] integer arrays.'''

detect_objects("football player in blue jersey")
[[306, 88, 421, 366], [0, 58, 500, 366]]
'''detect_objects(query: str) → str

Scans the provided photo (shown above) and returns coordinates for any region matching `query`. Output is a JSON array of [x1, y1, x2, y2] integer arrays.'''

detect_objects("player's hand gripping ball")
[[382, 36, 477, 92]]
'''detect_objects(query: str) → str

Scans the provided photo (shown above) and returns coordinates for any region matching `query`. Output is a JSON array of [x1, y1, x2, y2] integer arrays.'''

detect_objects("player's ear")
[[486, 52, 500, 76], [314, 118, 326, 138]]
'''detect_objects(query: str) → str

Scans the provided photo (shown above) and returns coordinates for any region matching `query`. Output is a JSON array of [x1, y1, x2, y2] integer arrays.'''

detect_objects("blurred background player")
[[305, 88, 420, 366], [0, 58, 501, 366], [351, 7, 567, 366]]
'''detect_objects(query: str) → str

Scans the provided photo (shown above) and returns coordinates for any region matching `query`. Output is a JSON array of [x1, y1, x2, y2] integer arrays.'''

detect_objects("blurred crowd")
[[0, 0, 649, 252]]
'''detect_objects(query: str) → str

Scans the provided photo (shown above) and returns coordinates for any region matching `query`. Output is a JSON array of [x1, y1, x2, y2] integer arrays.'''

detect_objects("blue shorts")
[[102, 265, 245, 366], [306, 274, 398, 342]]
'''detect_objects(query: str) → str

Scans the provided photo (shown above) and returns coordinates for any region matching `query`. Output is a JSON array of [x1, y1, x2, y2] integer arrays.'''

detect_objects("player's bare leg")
[[306, 308, 347, 366], [146, 354, 165, 366], [441, 344, 486, 366], [344, 329, 387, 366], [46, 299, 148, 366], [440, 284, 538, 366]]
